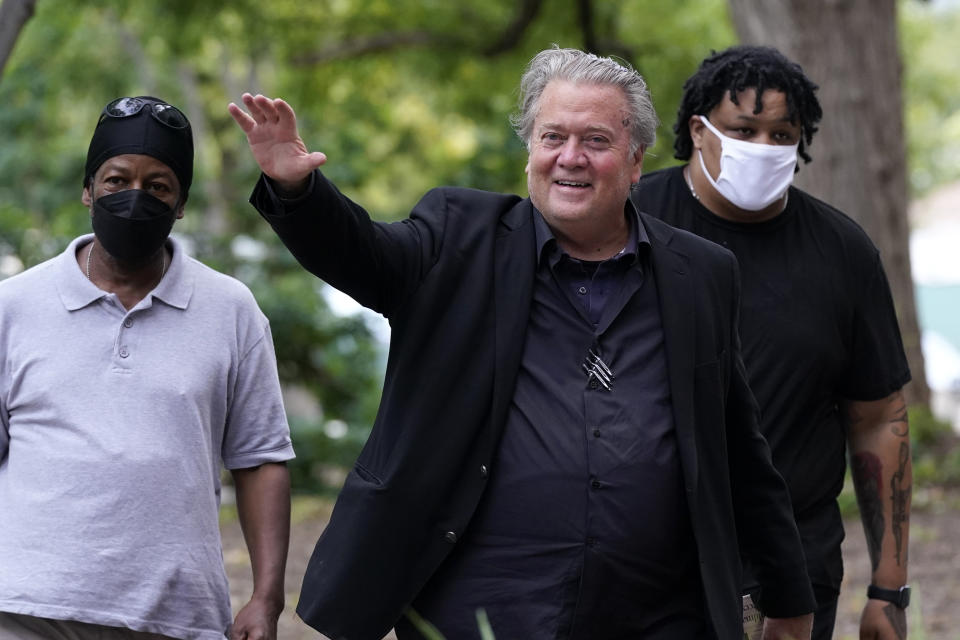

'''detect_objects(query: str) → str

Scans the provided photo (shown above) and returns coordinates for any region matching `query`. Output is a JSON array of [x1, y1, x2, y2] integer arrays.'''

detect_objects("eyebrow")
[[99, 163, 176, 181], [537, 121, 619, 135], [731, 113, 797, 125]]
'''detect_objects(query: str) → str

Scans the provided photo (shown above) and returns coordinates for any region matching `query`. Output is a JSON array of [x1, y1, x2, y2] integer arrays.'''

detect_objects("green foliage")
[[900, 1, 960, 196], [285, 418, 372, 496], [909, 404, 960, 488], [404, 608, 496, 640]]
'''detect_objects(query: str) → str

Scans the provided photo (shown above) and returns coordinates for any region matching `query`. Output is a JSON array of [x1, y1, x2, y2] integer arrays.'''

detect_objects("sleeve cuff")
[[755, 576, 817, 618], [250, 170, 318, 218]]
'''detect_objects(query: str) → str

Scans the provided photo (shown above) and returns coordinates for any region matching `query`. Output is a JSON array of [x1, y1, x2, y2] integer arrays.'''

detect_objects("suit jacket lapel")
[[491, 200, 536, 428], [645, 214, 699, 494]]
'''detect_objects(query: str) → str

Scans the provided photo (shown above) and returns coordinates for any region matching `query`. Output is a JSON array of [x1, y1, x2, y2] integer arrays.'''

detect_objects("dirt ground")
[[222, 486, 960, 640]]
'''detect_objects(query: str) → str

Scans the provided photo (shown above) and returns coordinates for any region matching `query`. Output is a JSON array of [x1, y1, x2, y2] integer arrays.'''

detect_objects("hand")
[[762, 613, 813, 640], [228, 93, 327, 193], [230, 594, 282, 640], [860, 598, 908, 639]]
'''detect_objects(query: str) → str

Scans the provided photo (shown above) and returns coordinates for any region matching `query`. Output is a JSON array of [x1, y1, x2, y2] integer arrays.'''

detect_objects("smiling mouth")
[[555, 180, 590, 188]]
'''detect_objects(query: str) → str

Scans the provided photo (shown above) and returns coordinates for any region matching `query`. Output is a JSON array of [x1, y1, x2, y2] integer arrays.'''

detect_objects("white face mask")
[[697, 115, 799, 211]]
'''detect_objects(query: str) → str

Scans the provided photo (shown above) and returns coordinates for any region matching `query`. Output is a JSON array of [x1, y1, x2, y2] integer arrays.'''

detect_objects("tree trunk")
[[0, 0, 37, 80], [727, 0, 930, 406]]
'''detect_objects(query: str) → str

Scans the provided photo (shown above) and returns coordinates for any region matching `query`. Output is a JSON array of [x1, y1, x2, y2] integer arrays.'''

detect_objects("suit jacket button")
[[480, 464, 488, 477], [444, 531, 458, 544]]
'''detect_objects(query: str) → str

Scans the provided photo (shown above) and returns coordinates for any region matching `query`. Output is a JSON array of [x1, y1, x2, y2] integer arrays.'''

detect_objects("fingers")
[[228, 93, 290, 130], [273, 98, 298, 128], [227, 102, 256, 133]]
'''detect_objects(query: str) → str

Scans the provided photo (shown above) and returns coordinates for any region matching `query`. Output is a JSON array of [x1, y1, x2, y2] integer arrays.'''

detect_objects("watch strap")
[[867, 584, 911, 608]]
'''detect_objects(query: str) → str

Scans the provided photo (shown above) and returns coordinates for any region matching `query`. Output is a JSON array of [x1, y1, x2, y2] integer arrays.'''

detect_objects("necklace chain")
[[85, 241, 166, 289], [683, 166, 700, 201]]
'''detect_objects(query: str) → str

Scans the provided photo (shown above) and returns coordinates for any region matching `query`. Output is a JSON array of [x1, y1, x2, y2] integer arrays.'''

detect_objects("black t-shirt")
[[631, 166, 911, 589]]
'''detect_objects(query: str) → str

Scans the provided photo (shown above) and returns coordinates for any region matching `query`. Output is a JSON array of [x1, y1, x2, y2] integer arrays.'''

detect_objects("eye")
[[148, 182, 171, 193], [772, 131, 798, 143], [585, 135, 611, 148], [539, 132, 567, 149]]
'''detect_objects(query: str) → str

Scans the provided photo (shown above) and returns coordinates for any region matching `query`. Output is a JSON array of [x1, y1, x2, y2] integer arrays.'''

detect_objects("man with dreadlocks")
[[632, 45, 912, 640]]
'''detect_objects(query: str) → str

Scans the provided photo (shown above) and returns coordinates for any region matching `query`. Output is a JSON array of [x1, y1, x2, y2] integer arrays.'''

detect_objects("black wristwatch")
[[867, 584, 911, 608]]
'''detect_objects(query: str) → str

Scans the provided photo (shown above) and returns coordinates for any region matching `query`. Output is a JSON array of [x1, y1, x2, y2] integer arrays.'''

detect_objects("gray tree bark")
[[727, 0, 930, 406], [0, 0, 37, 80]]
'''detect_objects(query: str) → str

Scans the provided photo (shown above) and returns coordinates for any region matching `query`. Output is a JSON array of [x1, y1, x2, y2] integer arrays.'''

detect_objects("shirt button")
[[444, 531, 458, 544], [578, 286, 587, 295], [479, 464, 488, 478], [118, 347, 129, 358], [593, 428, 601, 438], [591, 479, 602, 490], [588, 379, 599, 390], [123, 318, 133, 328]]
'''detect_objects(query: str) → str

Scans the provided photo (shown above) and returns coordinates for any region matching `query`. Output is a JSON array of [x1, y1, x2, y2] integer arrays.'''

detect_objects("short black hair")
[[673, 45, 822, 164]]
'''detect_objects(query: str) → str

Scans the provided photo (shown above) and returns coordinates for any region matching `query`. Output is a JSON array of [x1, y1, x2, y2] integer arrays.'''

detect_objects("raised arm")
[[845, 389, 911, 640], [228, 93, 327, 195]]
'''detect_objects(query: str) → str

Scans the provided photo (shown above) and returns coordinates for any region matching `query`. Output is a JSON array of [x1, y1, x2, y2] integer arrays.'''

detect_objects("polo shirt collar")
[[55, 233, 194, 312]]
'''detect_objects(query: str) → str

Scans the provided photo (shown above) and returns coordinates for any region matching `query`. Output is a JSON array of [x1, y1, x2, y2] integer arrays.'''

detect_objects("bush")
[[286, 418, 369, 496]]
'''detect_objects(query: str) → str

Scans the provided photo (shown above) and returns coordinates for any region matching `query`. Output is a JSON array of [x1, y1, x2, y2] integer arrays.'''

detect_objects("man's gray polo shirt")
[[0, 235, 294, 639]]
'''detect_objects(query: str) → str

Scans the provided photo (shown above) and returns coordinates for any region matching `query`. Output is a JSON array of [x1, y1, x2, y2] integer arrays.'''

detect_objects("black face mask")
[[91, 190, 176, 264]]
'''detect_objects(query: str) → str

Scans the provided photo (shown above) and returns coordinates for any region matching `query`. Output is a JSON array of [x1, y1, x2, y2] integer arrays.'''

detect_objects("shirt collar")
[[55, 233, 194, 312], [533, 199, 650, 268]]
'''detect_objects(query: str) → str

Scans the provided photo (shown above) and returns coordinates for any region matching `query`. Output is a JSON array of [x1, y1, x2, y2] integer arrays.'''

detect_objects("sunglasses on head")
[[99, 97, 190, 130]]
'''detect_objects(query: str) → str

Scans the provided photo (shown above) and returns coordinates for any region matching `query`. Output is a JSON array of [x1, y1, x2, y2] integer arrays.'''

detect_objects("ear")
[[175, 203, 186, 220], [689, 115, 706, 150], [630, 146, 645, 183], [81, 185, 93, 208]]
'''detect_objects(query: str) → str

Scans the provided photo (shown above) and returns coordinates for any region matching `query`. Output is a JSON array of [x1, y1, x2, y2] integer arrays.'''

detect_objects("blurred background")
[[2, 2, 960, 636]]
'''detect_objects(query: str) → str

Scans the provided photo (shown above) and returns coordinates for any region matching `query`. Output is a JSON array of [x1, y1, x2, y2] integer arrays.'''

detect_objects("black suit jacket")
[[251, 172, 815, 640]]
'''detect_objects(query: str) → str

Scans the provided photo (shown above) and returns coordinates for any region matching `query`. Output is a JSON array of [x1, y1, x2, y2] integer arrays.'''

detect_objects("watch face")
[[898, 586, 912, 608]]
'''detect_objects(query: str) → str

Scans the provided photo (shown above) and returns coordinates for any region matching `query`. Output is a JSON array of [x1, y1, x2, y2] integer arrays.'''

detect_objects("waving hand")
[[228, 93, 327, 194]]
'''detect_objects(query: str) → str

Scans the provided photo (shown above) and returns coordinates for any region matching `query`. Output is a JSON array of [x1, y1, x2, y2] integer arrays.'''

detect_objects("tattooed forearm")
[[891, 441, 911, 566], [883, 602, 907, 639], [887, 392, 909, 437], [852, 451, 885, 572]]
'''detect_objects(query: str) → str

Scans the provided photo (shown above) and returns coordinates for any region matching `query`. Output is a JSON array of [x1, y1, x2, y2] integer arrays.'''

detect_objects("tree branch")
[[577, 0, 598, 54], [481, 0, 544, 56], [294, 0, 546, 66], [293, 31, 455, 66], [0, 0, 37, 81]]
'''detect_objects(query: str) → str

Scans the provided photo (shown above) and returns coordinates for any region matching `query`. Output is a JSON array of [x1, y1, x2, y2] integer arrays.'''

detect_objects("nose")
[[557, 138, 587, 168]]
